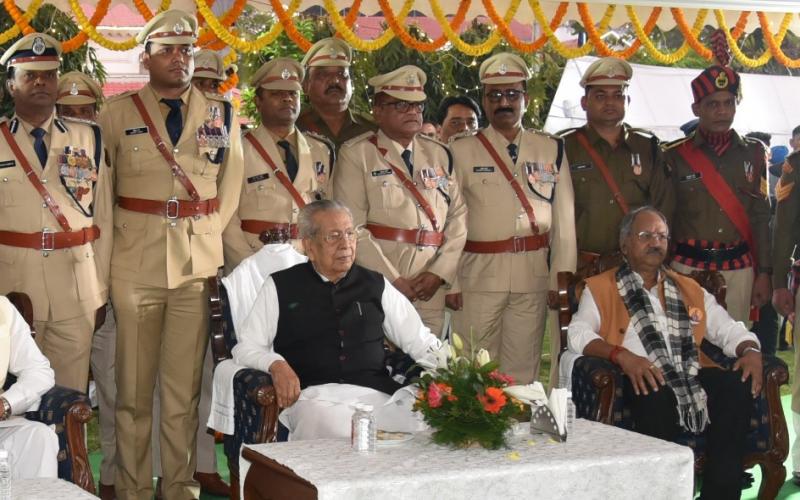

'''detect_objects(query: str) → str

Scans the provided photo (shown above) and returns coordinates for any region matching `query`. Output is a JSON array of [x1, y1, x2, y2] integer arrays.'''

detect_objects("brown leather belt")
[[117, 196, 219, 218], [241, 220, 299, 240], [0, 225, 100, 250], [365, 223, 444, 248], [464, 234, 549, 254]]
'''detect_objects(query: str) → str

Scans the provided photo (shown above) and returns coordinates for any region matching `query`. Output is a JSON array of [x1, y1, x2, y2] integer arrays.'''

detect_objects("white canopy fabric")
[[544, 56, 800, 148], [15, 1, 800, 31]]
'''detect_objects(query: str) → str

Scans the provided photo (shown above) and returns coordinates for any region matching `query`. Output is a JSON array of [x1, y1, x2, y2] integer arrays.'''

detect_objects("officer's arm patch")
[[776, 179, 795, 203]]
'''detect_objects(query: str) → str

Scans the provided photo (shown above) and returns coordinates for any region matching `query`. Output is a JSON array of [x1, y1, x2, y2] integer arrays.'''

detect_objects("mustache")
[[494, 107, 514, 114], [325, 85, 344, 93], [646, 247, 666, 256]]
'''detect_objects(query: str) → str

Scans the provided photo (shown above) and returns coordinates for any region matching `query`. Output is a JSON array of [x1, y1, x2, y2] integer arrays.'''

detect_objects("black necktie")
[[507, 143, 518, 165], [401, 149, 413, 176], [277, 140, 298, 182], [31, 127, 47, 168], [161, 98, 183, 146]]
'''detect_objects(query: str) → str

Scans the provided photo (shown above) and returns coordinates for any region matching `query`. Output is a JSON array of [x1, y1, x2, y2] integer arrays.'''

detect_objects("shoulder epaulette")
[[418, 134, 453, 174], [418, 134, 447, 148], [742, 135, 768, 153], [60, 116, 98, 127], [662, 136, 691, 151], [304, 130, 336, 167], [204, 92, 229, 102], [556, 127, 580, 138], [449, 129, 477, 142], [341, 130, 374, 149], [529, 128, 561, 141], [105, 90, 138, 103], [629, 127, 658, 140]]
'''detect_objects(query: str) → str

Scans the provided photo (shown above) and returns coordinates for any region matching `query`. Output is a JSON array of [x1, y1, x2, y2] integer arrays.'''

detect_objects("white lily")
[[476, 348, 491, 367], [451, 332, 464, 351]]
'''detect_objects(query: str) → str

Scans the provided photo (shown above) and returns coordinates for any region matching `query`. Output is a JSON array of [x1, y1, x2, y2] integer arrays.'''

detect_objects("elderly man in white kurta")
[[0, 295, 58, 478]]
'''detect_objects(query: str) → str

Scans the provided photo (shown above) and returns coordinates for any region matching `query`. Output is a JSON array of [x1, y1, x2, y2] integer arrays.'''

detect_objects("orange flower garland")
[[219, 72, 238, 93], [342, 0, 363, 28], [62, 0, 111, 53], [379, 0, 471, 52], [672, 7, 712, 60], [731, 11, 749, 40], [759, 12, 800, 68], [484, 0, 567, 53], [580, 3, 661, 59], [4, 0, 35, 35], [196, 0, 245, 47], [269, 0, 312, 51]]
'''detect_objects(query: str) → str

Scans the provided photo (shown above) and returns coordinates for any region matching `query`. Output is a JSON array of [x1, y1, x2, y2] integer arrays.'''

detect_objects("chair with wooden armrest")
[[5, 292, 95, 494], [554, 270, 788, 500]]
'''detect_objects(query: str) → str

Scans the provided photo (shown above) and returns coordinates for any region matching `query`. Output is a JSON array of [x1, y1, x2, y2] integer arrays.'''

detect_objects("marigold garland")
[[69, 0, 140, 50], [196, 0, 299, 53], [378, 0, 471, 52], [267, 0, 311, 51], [0, 0, 40, 44], [532, 0, 614, 58], [580, 3, 660, 59], [714, 9, 784, 68], [134, 0, 171, 22], [341, 0, 362, 28], [759, 12, 800, 68], [429, 0, 521, 56], [326, 0, 414, 51], [62, 0, 110, 53], [4, 0, 38, 35], [672, 8, 713, 60], [483, 0, 567, 53], [627, 7, 702, 64], [196, 0, 244, 47]]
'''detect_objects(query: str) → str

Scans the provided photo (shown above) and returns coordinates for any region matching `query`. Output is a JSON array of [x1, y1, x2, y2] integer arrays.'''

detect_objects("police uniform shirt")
[[297, 107, 376, 152], [772, 151, 800, 288]]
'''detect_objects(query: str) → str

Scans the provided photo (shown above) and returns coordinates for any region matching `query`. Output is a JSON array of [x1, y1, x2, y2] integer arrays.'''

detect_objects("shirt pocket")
[[0, 174, 24, 206], [467, 175, 503, 206], [118, 136, 161, 176], [368, 175, 406, 210]]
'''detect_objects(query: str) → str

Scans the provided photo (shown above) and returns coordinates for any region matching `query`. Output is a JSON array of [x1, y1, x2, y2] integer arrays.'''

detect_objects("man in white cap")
[[448, 53, 577, 384], [297, 37, 375, 150], [56, 71, 103, 121], [222, 57, 334, 271], [191, 49, 224, 95], [334, 65, 467, 337], [0, 33, 112, 394], [559, 57, 673, 277], [97, 9, 243, 499]]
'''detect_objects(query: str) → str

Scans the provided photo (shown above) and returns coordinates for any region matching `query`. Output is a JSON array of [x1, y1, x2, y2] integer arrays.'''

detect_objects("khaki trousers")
[[452, 291, 548, 384], [33, 312, 94, 392], [112, 277, 209, 500], [90, 303, 117, 485], [670, 262, 754, 323], [791, 290, 800, 471]]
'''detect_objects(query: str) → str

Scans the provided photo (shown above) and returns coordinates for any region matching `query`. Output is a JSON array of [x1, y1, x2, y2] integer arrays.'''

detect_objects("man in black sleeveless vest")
[[232, 199, 443, 439]]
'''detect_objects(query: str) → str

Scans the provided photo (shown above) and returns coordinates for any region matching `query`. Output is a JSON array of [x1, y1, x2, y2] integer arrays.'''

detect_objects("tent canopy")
[[544, 56, 800, 147]]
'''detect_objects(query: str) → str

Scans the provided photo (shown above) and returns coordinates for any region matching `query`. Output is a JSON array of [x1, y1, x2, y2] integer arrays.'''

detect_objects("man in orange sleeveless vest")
[[568, 206, 762, 500]]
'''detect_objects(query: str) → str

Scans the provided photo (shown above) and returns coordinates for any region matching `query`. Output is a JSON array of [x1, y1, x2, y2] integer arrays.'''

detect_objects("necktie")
[[161, 98, 183, 146], [31, 127, 47, 168], [401, 149, 413, 176], [277, 140, 299, 182], [507, 143, 518, 165]]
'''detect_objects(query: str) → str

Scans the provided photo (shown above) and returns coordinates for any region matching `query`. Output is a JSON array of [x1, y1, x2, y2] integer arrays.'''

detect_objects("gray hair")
[[619, 206, 668, 247], [297, 199, 353, 239]]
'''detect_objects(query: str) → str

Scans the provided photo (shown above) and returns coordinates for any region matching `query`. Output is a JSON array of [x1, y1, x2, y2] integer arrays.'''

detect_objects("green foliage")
[[0, 4, 105, 117]]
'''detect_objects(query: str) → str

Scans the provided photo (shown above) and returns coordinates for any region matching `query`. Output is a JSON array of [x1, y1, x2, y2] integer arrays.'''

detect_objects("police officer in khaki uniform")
[[663, 65, 771, 323], [448, 53, 576, 384], [191, 49, 224, 95], [0, 34, 112, 393], [55, 70, 118, 500], [297, 38, 376, 151], [97, 10, 243, 500], [223, 58, 334, 271], [334, 65, 467, 337], [770, 150, 800, 483], [560, 57, 673, 277]]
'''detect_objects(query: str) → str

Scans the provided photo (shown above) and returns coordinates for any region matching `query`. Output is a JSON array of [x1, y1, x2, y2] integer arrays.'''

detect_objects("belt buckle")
[[41, 228, 55, 251], [512, 236, 526, 253], [166, 197, 180, 219]]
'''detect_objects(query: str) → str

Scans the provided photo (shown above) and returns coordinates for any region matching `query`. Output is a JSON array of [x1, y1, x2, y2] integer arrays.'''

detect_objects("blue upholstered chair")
[[6, 292, 95, 494], [554, 271, 789, 500]]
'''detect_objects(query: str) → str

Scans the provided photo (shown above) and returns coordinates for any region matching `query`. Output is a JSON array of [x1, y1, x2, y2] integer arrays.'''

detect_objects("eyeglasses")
[[636, 231, 669, 244], [485, 89, 526, 103], [319, 229, 358, 244], [379, 100, 425, 113]]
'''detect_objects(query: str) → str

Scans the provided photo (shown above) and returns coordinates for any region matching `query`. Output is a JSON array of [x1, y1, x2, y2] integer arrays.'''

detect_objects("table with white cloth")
[[239, 418, 695, 500], [10, 478, 97, 499]]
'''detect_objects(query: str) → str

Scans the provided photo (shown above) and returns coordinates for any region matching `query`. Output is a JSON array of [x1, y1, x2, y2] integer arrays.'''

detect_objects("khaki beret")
[[0, 33, 61, 71], [580, 57, 632, 88], [251, 58, 304, 91], [193, 49, 225, 81], [368, 65, 426, 102], [136, 9, 197, 45], [479, 53, 531, 85], [57, 71, 103, 105], [302, 38, 352, 68]]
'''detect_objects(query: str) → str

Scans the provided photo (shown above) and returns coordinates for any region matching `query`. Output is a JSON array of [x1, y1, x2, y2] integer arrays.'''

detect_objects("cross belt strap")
[[368, 134, 439, 232], [244, 133, 307, 209], [0, 225, 99, 250], [0, 121, 72, 232], [241, 220, 299, 239], [365, 223, 444, 247], [130, 93, 201, 202], [475, 131, 539, 234], [574, 131, 629, 214], [117, 196, 218, 218], [464, 234, 549, 254]]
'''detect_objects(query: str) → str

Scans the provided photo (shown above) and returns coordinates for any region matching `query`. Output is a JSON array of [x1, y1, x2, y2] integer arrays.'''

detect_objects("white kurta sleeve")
[[380, 278, 442, 363], [702, 290, 760, 357], [231, 277, 284, 373], [567, 288, 605, 355], [4, 304, 55, 414]]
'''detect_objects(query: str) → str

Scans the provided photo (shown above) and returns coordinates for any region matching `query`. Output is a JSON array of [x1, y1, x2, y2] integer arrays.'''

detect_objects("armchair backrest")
[[208, 273, 238, 367], [6, 292, 34, 334]]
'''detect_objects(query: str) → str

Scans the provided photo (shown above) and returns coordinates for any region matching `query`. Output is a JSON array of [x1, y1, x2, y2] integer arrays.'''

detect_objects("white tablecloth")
[[241, 419, 695, 500], [10, 478, 96, 499]]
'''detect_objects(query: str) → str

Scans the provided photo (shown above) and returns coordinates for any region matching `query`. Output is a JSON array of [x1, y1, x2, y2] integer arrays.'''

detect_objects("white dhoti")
[[0, 417, 58, 478], [278, 384, 424, 441]]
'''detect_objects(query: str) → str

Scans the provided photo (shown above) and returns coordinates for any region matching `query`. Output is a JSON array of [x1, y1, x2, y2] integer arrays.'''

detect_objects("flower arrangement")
[[414, 334, 520, 450]]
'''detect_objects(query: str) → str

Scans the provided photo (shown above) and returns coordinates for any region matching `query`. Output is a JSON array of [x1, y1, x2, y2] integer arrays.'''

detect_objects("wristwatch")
[[0, 398, 10, 420], [742, 346, 762, 356]]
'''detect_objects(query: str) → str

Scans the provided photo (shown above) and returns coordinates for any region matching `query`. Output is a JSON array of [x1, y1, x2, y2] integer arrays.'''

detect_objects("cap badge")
[[715, 71, 729, 89], [498, 63, 508, 75], [405, 74, 416, 85], [281, 68, 291, 80], [70, 82, 79, 96], [174, 23, 185, 35], [32, 37, 45, 56]]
